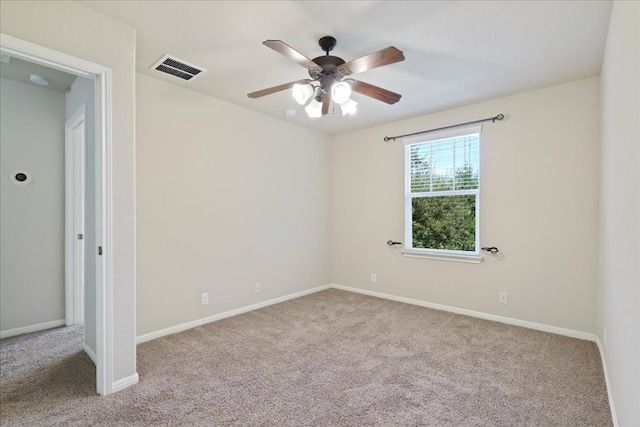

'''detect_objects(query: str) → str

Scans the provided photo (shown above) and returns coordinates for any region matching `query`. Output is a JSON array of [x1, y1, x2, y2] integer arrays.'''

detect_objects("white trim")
[[330, 284, 597, 341], [136, 283, 596, 343], [594, 336, 619, 427], [1, 33, 119, 396], [0, 34, 104, 78], [111, 373, 139, 393], [84, 342, 98, 365], [136, 285, 331, 344], [0, 319, 66, 339], [411, 189, 478, 198], [65, 104, 86, 326], [404, 145, 413, 248], [94, 67, 114, 396], [402, 250, 483, 263]]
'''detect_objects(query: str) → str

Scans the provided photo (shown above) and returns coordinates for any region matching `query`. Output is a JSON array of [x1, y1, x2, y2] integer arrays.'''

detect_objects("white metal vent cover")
[[149, 55, 207, 81]]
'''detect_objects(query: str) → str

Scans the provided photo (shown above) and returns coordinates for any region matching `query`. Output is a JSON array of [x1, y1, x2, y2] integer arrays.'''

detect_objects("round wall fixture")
[[10, 170, 32, 185], [29, 74, 49, 86]]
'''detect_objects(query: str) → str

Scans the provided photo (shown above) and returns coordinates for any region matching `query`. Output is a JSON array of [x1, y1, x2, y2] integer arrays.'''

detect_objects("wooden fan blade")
[[321, 91, 330, 115], [263, 40, 322, 73], [341, 46, 405, 75], [351, 80, 402, 105], [247, 79, 311, 99]]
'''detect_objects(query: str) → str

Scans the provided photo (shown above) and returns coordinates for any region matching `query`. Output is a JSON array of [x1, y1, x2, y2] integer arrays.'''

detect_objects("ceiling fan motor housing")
[[310, 55, 346, 79], [309, 36, 346, 83]]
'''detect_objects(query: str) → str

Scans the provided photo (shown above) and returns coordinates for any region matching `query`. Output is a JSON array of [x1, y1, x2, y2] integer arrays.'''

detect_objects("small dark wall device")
[[10, 170, 32, 185]]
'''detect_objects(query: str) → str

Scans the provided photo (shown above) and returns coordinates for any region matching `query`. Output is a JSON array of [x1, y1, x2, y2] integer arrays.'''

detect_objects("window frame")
[[403, 125, 482, 263]]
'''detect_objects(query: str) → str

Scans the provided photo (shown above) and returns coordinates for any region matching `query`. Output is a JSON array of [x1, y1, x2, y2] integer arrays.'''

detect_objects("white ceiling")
[[79, 1, 613, 136]]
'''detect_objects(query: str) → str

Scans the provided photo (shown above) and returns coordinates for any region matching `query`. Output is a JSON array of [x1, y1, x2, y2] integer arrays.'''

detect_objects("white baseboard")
[[594, 336, 619, 427], [112, 373, 139, 393], [136, 285, 331, 344], [0, 319, 66, 339], [137, 283, 596, 344], [330, 284, 597, 342], [83, 342, 97, 365], [133, 283, 616, 424]]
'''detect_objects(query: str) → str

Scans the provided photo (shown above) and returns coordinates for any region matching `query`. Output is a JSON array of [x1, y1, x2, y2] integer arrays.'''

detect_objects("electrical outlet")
[[255, 282, 261, 293], [499, 292, 508, 304], [201, 292, 209, 306], [371, 273, 377, 283]]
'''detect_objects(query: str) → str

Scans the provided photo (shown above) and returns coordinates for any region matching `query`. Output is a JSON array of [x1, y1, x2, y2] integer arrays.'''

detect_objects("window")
[[404, 126, 481, 261]]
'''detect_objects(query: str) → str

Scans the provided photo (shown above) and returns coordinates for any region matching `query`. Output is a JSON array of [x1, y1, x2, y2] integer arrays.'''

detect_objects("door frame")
[[65, 104, 86, 326], [0, 33, 114, 396]]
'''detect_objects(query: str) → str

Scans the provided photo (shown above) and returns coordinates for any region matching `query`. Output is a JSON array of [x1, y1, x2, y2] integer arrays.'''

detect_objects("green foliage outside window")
[[412, 195, 476, 251]]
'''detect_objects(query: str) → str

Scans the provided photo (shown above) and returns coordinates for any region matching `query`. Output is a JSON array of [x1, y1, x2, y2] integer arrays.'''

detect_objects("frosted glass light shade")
[[305, 98, 323, 118], [331, 81, 352, 104], [292, 84, 313, 105], [29, 74, 49, 86], [339, 98, 358, 116]]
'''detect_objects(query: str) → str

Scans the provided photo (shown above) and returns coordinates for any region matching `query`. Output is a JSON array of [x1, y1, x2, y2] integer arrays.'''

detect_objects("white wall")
[[598, 1, 640, 425], [135, 74, 331, 336], [1, 0, 137, 387], [65, 76, 96, 354], [331, 77, 600, 334], [0, 77, 66, 333]]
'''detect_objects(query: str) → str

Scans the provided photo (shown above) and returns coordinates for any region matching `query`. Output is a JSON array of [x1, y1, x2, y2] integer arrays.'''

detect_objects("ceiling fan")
[[247, 36, 405, 118]]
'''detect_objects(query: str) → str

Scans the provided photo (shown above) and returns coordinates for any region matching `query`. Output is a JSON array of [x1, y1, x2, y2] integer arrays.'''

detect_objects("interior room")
[[0, 1, 638, 426]]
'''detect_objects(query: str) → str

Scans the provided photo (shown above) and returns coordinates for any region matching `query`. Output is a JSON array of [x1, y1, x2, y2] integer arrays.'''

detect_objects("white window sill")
[[402, 250, 483, 264]]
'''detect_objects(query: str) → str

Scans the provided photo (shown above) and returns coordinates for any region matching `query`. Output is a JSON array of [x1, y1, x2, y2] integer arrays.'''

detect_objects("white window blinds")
[[408, 132, 479, 193]]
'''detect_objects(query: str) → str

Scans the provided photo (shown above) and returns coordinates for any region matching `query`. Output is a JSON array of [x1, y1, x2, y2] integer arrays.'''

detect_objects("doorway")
[[0, 33, 114, 396]]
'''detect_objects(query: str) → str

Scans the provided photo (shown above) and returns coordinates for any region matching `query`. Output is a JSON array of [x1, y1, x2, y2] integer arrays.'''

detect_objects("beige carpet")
[[0, 289, 612, 426]]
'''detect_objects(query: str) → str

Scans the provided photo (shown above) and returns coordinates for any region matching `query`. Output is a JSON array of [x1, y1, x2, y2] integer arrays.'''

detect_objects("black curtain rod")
[[383, 114, 505, 142]]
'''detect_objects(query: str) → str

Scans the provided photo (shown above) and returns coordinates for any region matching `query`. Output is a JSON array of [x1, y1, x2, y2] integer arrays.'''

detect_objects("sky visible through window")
[[410, 134, 479, 192]]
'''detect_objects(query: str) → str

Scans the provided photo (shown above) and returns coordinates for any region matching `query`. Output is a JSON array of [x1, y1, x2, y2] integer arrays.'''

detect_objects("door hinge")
[[78, 234, 84, 240], [98, 246, 103, 255]]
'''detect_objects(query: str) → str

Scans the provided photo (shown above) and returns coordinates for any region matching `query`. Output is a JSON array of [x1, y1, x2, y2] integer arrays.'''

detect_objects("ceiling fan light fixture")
[[331, 81, 351, 104], [339, 98, 358, 116], [292, 83, 313, 105], [305, 97, 323, 118]]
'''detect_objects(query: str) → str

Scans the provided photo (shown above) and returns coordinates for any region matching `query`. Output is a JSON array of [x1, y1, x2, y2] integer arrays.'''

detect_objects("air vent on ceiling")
[[149, 55, 206, 81]]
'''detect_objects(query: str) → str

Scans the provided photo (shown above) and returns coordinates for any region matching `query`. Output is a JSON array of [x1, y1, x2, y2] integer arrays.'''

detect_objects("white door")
[[65, 105, 86, 325]]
